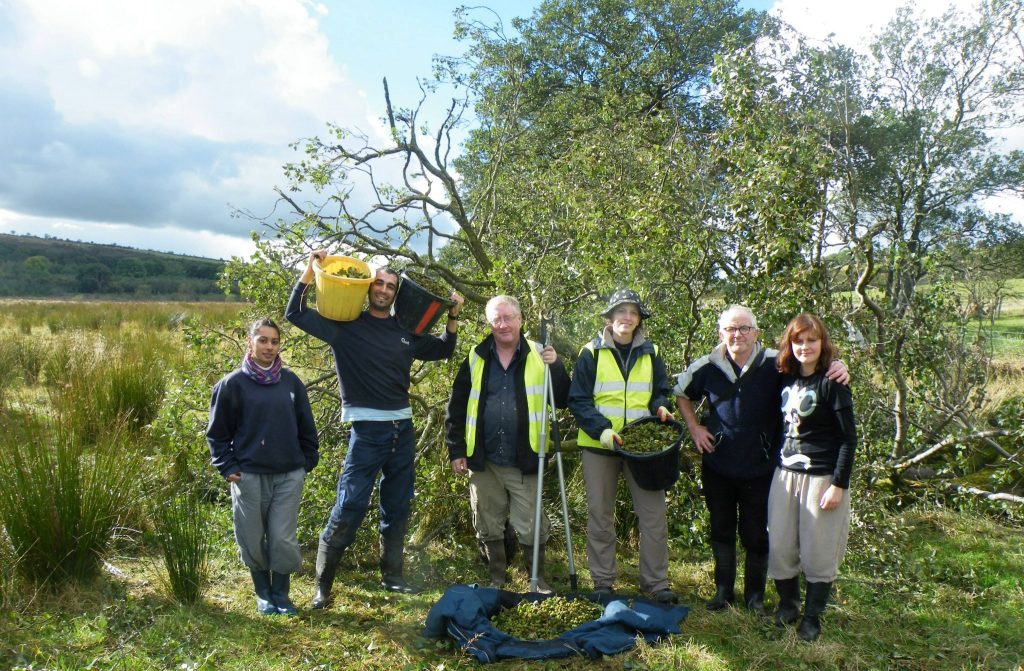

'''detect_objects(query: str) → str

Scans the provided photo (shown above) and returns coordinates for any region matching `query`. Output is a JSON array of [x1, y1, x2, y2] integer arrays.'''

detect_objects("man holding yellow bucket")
[[287, 250, 464, 607]]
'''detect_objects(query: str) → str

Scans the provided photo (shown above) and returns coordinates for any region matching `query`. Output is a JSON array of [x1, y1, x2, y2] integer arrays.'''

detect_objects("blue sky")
[[0, 0, 1011, 260]]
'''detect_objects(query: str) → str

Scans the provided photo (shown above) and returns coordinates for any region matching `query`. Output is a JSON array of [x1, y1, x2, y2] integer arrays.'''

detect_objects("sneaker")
[[592, 585, 614, 598]]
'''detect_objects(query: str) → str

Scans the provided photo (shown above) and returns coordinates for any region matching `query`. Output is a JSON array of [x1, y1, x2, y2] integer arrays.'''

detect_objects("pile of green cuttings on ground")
[[492, 597, 603, 640]]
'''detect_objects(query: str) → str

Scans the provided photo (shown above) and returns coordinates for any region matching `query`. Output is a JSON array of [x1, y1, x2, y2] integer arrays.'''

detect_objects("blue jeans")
[[320, 419, 415, 551]]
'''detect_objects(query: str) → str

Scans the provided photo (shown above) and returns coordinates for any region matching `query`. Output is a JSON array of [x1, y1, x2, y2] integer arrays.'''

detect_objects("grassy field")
[[1, 506, 1022, 670], [2, 299, 1023, 671]]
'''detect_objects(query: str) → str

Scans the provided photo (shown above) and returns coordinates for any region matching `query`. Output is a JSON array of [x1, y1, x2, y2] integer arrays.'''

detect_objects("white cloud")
[[770, 0, 975, 50], [7, 0, 358, 143], [0, 0, 388, 254]]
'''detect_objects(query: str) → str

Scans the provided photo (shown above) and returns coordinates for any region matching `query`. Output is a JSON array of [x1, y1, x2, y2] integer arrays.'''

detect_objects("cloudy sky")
[[0, 0, 1015, 260]]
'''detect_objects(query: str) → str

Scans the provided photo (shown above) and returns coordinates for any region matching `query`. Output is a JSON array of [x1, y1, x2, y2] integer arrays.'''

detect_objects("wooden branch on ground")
[[893, 429, 1011, 470], [944, 483, 1024, 505]]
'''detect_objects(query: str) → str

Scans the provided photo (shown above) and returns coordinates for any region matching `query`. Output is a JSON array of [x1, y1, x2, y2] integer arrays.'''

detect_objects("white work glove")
[[600, 428, 622, 450]]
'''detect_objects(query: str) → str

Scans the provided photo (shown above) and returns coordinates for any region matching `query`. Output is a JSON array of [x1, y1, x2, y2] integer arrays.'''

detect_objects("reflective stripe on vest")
[[465, 339, 548, 457], [577, 342, 656, 449]]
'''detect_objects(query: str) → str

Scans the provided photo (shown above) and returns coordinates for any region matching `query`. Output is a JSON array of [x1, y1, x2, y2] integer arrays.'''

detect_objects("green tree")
[[801, 0, 1024, 478], [23, 255, 52, 275], [116, 257, 147, 278], [225, 0, 1024, 527], [77, 262, 113, 293]]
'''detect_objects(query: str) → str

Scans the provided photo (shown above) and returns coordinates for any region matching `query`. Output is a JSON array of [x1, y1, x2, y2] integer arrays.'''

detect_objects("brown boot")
[[483, 540, 507, 588]]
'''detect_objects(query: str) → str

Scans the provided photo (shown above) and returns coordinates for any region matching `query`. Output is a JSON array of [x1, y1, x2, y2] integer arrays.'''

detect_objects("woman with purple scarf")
[[206, 318, 320, 616]]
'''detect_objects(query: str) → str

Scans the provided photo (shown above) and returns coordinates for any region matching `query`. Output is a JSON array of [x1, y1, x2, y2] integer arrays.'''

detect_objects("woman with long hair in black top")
[[769, 313, 856, 642]]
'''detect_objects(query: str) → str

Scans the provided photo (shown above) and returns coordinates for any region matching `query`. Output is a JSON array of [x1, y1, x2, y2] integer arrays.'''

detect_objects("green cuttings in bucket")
[[322, 260, 370, 279], [620, 421, 677, 454], [405, 270, 449, 299], [492, 597, 603, 640]]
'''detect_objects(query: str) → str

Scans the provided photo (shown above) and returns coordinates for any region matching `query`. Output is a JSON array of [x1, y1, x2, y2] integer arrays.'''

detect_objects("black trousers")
[[701, 464, 772, 554]]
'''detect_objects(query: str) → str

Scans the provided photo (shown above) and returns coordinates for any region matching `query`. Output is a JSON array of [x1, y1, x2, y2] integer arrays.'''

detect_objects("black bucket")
[[614, 416, 684, 491], [394, 271, 455, 335]]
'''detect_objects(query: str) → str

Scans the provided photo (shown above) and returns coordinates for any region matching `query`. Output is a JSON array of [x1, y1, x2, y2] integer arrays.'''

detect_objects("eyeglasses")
[[489, 314, 521, 327], [722, 325, 756, 335]]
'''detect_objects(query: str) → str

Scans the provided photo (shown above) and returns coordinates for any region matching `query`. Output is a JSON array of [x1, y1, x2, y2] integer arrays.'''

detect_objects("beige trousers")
[[767, 468, 850, 583], [582, 450, 669, 592], [469, 461, 550, 544]]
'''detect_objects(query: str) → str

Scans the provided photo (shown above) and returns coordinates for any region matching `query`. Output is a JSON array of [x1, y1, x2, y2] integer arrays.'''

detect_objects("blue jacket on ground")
[[423, 585, 689, 663]]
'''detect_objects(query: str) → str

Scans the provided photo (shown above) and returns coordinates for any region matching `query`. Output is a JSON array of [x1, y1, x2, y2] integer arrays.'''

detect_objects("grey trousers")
[[469, 462, 550, 544], [231, 468, 306, 574], [767, 468, 850, 583], [582, 450, 669, 592]]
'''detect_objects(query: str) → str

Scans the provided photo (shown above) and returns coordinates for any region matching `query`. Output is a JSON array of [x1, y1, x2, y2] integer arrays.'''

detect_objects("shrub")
[[152, 489, 214, 604], [106, 354, 167, 430], [45, 337, 168, 440], [0, 414, 145, 588]]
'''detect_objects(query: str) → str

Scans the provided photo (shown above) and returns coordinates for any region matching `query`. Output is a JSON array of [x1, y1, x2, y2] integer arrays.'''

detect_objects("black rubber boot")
[[773, 577, 801, 626], [520, 544, 553, 594], [250, 568, 277, 616], [706, 541, 736, 611], [380, 528, 418, 594], [311, 541, 344, 610], [483, 540, 508, 588], [270, 572, 297, 616], [798, 581, 832, 642], [743, 552, 769, 616]]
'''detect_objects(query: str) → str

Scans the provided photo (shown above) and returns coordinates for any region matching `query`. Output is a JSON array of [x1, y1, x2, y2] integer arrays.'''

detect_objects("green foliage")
[[2, 504, 1023, 670], [151, 490, 215, 605], [44, 337, 168, 441], [491, 596, 603, 640], [0, 412, 145, 587]]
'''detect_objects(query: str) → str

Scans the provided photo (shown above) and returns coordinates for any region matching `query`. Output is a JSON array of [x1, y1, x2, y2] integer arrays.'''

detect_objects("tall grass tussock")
[[152, 489, 215, 605], [0, 413, 145, 587]]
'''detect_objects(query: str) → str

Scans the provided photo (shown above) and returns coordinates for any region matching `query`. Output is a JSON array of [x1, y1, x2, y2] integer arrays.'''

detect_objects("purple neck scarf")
[[242, 352, 282, 385]]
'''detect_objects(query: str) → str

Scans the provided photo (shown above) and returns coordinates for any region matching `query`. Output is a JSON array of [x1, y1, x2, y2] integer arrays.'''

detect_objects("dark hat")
[[602, 289, 651, 319]]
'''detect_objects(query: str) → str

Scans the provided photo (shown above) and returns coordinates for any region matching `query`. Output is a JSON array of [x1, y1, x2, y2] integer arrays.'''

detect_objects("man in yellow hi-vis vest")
[[568, 289, 678, 604], [445, 295, 570, 591]]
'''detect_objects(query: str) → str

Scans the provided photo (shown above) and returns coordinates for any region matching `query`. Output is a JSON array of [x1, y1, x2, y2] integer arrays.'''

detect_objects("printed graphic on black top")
[[779, 373, 851, 475], [781, 384, 816, 438]]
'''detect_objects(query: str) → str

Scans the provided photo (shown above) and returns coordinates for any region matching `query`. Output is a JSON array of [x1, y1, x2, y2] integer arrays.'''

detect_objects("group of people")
[[206, 251, 857, 643]]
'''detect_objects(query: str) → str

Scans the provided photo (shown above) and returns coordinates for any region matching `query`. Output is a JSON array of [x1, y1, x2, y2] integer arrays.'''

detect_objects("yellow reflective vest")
[[576, 342, 657, 449], [464, 339, 549, 456]]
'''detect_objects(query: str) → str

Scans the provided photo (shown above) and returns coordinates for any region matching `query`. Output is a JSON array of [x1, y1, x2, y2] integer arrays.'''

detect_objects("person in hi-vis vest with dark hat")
[[445, 295, 570, 592], [567, 289, 678, 604]]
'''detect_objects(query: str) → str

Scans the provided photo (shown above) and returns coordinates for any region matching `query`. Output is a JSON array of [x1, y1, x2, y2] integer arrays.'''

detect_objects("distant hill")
[[0, 233, 238, 299]]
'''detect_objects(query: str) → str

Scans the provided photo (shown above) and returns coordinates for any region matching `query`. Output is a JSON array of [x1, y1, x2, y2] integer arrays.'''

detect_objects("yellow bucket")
[[312, 255, 372, 321]]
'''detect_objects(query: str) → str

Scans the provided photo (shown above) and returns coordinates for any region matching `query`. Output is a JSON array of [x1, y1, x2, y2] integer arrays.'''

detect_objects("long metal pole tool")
[[530, 316, 578, 592], [529, 333, 550, 592]]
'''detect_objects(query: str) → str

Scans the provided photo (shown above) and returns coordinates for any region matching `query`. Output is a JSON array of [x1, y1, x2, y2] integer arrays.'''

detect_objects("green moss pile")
[[491, 597, 603, 640], [619, 421, 678, 454], [405, 270, 449, 299], [322, 260, 369, 279]]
